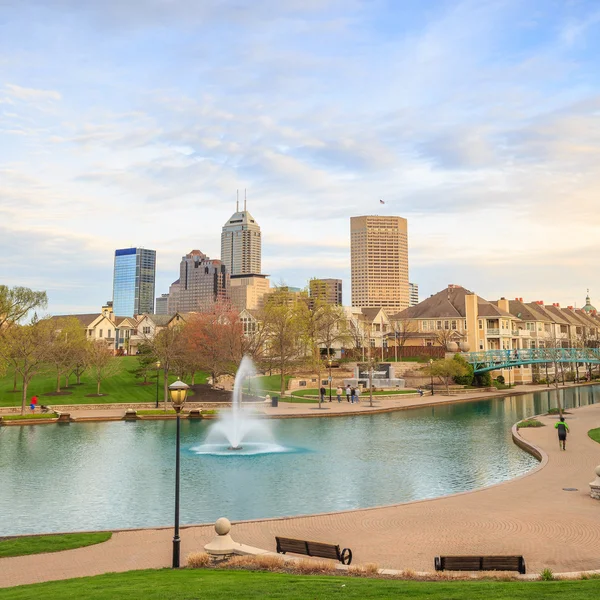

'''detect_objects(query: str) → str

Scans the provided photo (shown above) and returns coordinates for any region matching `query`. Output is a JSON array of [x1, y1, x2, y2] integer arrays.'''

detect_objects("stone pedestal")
[[124, 409, 138, 421], [204, 518, 238, 558], [590, 465, 600, 500]]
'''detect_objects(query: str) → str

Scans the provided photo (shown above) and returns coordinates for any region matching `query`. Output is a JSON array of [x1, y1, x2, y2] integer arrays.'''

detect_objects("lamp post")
[[429, 358, 434, 396], [155, 361, 161, 408], [169, 379, 189, 569], [328, 357, 333, 402], [394, 331, 398, 363]]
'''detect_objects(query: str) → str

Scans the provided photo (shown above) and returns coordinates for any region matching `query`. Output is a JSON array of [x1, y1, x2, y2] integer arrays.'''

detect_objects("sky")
[[1, 0, 600, 314]]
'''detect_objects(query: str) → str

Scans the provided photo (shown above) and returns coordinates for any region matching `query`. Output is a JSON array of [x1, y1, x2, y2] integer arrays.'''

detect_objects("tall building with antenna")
[[221, 191, 262, 276]]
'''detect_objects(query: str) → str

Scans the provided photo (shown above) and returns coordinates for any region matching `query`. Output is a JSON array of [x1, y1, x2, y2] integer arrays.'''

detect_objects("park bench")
[[275, 536, 352, 565], [434, 555, 526, 574]]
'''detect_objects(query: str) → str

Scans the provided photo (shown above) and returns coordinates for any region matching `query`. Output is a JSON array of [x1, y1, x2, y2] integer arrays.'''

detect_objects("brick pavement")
[[1, 400, 600, 588]]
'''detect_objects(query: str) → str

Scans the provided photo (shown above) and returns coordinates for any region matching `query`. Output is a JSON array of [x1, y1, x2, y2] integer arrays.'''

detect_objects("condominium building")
[[309, 278, 342, 306], [221, 198, 261, 276], [169, 250, 229, 313], [112, 247, 156, 317], [229, 274, 271, 311], [155, 293, 169, 315], [350, 215, 409, 312], [409, 282, 419, 307]]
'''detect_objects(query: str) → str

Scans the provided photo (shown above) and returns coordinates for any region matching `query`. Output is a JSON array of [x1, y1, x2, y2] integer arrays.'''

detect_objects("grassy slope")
[[0, 533, 112, 559], [0, 358, 208, 408], [0, 570, 598, 600], [589, 428, 600, 443]]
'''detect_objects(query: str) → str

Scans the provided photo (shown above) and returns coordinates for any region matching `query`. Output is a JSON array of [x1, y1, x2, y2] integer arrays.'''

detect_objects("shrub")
[[474, 371, 492, 387], [186, 552, 212, 568], [517, 419, 544, 429], [496, 375, 505, 384], [452, 354, 474, 386], [540, 568, 554, 581]]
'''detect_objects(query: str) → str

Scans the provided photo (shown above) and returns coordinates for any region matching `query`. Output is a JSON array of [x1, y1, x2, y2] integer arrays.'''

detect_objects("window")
[[436, 321, 442, 330], [99, 329, 103, 338], [143, 326, 151, 334], [422, 321, 428, 330], [478, 320, 483, 330], [451, 320, 457, 330], [444, 320, 449, 330]]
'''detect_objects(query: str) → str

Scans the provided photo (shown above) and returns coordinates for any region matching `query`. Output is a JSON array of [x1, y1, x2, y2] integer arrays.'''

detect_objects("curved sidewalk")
[[1, 404, 600, 588]]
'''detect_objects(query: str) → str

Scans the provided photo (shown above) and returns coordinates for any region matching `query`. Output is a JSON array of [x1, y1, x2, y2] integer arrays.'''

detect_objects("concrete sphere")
[[459, 341, 471, 352], [596, 464, 600, 477], [215, 517, 231, 536], [447, 341, 459, 352]]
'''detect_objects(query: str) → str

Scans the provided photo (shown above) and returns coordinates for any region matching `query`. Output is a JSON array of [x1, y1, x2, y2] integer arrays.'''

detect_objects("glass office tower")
[[112, 248, 156, 317]]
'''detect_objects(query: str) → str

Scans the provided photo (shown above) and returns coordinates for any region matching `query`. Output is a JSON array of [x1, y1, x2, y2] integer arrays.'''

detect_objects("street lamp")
[[155, 361, 161, 408], [429, 358, 435, 396], [169, 379, 189, 569], [328, 357, 333, 402]]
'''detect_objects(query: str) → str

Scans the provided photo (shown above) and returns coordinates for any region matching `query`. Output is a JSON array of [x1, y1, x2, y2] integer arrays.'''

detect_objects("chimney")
[[567, 306, 574, 310], [536, 300, 544, 305], [519, 298, 523, 302]]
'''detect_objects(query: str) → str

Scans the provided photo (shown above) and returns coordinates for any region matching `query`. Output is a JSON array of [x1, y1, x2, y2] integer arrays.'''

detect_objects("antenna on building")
[[236, 189, 239, 212], [244, 188, 247, 212]]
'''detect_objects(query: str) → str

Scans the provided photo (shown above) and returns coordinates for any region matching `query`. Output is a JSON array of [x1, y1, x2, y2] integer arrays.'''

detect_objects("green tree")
[[47, 317, 87, 393], [132, 342, 155, 384], [426, 357, 470, 395], [0, 317, 55, 414], [86, 341, 119, 396], [0, 286, 48, 331]]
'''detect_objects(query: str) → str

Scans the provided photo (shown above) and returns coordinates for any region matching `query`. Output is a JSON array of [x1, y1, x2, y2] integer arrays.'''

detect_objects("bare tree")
[[434, 326, 464, 350], [86, 341, 119, 396], [47, 317, 87, 392], [389, 317, 418, 361]]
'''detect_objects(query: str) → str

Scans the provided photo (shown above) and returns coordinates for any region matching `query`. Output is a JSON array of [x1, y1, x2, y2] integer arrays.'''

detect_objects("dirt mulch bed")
[[187, 384, 260, 404]]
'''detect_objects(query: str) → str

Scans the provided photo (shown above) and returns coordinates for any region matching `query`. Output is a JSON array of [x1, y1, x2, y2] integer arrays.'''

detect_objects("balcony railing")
[[486, 328, 500, 336]]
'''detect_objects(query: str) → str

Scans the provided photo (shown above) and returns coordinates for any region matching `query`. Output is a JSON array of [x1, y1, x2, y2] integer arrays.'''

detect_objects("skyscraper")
[[309, 278, 343, 306], [221, 196, 261, 276], [112, 247, 156, 317], [409, 282, 419, 307], [172, 250, 229, 313], [350, 215, 409, 312]]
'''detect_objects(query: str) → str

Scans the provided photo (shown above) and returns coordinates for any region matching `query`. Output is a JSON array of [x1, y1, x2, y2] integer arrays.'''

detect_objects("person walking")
[[355, 387, 361, 403], [555, 416, 569, 451], [350, 386, 356, 404], [345, 385, 351, 403], [336, 386, 343, 403], [30, 395, 38, 413], [319, 386, 326, 403]]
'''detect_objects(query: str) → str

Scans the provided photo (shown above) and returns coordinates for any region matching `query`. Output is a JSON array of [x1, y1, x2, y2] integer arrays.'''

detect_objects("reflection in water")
[[0, 385, 596, 535]]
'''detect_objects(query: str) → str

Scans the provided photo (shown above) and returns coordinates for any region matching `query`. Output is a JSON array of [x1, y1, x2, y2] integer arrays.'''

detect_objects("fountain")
[[191, 356, 287, 456]]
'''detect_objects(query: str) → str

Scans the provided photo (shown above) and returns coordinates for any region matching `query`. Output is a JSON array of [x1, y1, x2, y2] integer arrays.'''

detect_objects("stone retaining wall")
[[0, 401, 235, 414]]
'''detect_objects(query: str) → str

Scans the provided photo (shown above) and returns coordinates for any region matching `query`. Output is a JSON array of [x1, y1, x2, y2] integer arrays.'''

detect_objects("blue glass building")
[[112, 248, 156, 317]]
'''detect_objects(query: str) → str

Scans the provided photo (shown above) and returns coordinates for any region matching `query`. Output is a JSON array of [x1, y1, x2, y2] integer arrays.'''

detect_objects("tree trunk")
[[76, 370, 82, 385], [56, 371, 61, 393], [21, 380, 28, 415], [65, 373, 70, 388], [97, 379, 101, 395], [163, 367, 169, 411], [13, 370, 18, 392], [191, 372, 196, 385], [445, 377, 450, 395]]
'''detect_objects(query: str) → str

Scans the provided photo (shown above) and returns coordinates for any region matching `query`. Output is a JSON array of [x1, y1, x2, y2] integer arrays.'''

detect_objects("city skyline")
[[2, 1, 600, 314]]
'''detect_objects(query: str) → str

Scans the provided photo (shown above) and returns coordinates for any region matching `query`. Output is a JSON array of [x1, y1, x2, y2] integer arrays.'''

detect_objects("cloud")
[[4, 84, 61, 102], [2, 0, 600, 313]]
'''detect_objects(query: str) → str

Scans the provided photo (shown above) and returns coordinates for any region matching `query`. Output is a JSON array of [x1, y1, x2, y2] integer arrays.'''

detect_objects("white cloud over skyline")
[[1, 0, 600, 314]]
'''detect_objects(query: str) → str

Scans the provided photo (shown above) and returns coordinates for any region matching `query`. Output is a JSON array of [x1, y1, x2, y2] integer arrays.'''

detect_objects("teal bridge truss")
[[463, 348, 600, 374]]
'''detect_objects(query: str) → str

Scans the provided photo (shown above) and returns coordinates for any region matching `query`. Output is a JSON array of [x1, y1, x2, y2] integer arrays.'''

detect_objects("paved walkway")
[[1, 398, 600, 588]]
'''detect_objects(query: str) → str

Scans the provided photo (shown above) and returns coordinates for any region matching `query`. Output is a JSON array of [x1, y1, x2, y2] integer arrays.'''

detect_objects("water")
[[0, 385, 596, 536], [193, 356, 276, 454]]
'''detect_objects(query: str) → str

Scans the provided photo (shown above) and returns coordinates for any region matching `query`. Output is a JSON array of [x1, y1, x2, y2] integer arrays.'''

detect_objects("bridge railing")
[[464, 347, 600, 365]]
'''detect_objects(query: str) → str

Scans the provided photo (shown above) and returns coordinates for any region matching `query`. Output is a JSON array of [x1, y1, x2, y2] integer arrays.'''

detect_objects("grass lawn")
[[0, 569, 599, 600], [0, 358, 209, 408], [253, 374, 292, 394], [0, 413, 58, 420], [589, 427, 600, 444], [0, 533, 112, 559]]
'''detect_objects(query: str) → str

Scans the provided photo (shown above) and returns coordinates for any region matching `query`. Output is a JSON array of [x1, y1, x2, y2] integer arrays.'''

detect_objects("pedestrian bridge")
[[463, 348, 600, 374]]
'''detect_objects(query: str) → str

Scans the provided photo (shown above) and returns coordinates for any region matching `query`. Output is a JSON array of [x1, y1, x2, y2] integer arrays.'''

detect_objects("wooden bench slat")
[[435, 555, 525, 574], [275, 536, 351, 564]]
